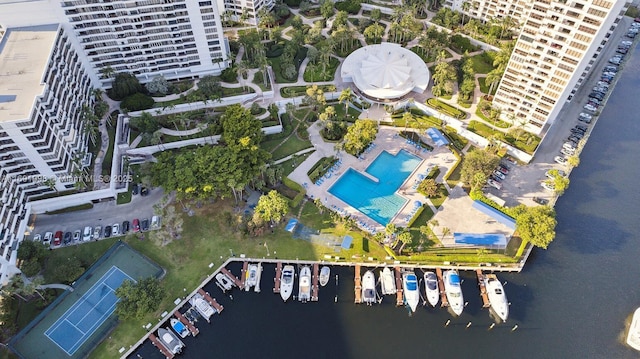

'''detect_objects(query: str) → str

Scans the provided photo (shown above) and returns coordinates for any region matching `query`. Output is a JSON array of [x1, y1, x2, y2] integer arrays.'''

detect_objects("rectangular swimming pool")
[[328, 150, 422, 225]]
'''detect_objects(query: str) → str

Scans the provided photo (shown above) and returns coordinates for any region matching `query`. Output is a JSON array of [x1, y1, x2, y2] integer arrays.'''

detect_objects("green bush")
[[290, 192, 305, 208], [449, 34, 479, 54], [283, 176, 305, 193], [284, 0, 301, 6], [406, 206, 425, 227], [109, 73, 144, 100], [335, 0, 361, 14], [425, 98, 466, 119], [220, 67, 238, 82], [307, 157, 337, 183], [121, 93, 155, 112], [266, 43, 284, 58]]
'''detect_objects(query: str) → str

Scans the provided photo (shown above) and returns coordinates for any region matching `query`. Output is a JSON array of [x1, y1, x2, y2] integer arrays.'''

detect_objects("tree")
[[121, 93, 155, 112], [485, 69, 502, 95], [304, 84, 327, 110], [460, 148, 500, 188], [371, 8, 381, 23], [100, 65, 115, 80], [461, 1, 471, 26], [110, 73, 144, 100], [363, 23, 385, 44], [397, 231, 413, 254], [515, 205, 557, 249], [115, 277, 164, 319], [568, 155, 580, 168], [145, 75, 169, 95], [130, 112, 161, 134], [417, 179, 438, 197], [48, 256, 85, 284], [198, 75, 223, 100], [343, 120, 379, 156], [320, 0, 334, 19], [254, 190, 289, 224]]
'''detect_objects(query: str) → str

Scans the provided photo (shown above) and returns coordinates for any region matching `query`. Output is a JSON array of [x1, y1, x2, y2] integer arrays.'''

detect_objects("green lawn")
[[468, 53, 495, 74], [271, 134, 312, 160], [329, 102, 362, 121], [478, 76, 497, 95]]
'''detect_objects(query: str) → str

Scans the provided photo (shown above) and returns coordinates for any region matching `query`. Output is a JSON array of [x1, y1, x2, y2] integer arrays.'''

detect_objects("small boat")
[[423, 271, 439, 307], [362, 270, 376, 305], [184, 309, 197, 323], [627, 307, 640, 351], [170, 318, 189, 338], [380, 267, 396, 295], [402, 271, 420, 312], [189, 293, 216, 322], [215, 272, 234, 292], [280, 265, 295, 302], [245, 263, 259, 291], [319, 266, 330, 287], [298, 266, 311, 303], [158, 327, 185, 354], [443, 270, 464, 316], [484, 274, 509, 322]]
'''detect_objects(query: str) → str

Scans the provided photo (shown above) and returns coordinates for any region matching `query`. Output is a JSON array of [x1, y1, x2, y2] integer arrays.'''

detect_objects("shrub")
[[335, 0, 361, 14], [121, 93, 155, 112], [110, 73, 144, 100], [266, 43, 285, 58], [220, 67, 237, 82], [449, 34, 479, 54], [284, 0, 301, 6]]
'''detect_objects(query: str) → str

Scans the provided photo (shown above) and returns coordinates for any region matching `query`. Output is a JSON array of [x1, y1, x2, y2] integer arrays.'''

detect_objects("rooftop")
[[0, 25, 57, 123]]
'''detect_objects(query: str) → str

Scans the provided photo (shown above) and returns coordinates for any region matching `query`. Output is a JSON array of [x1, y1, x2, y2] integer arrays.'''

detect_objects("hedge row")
[[425, 98, 466, 120], [307, 156, 337, 183]]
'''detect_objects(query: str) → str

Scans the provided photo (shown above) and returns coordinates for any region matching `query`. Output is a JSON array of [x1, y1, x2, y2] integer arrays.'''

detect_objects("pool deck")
[[288, 125, 457, 233]]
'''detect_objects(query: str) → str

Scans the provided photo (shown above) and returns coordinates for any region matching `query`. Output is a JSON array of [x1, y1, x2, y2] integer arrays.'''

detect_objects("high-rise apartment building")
[[0, 24, 95, 282], [447, 0, 629, 135], [217, 0, 275, 26]]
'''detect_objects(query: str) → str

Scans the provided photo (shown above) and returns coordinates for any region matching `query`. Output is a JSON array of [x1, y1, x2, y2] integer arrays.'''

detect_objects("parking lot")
[[30, 186, 165, 247], [483, 16, 635, 207]]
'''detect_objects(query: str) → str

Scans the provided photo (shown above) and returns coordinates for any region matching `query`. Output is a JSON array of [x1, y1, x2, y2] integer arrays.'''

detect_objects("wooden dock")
[[354, 264, 362, 304], [476, 269, 491, 308], [198, 289, 224, 313], [220, 267, 243, 289], [241, 261, 248, 289], [311, 263, 319, 301], [436, 268, 449, 307], [149, 333, 174, 359], [174, 311, 199, 336], [273, 262, 282, 293], [394, 267, 403, 306]]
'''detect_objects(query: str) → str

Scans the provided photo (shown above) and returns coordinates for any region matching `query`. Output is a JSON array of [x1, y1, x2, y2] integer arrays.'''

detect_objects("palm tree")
[[397, 231, 413, 253], [485, 69, 502, 95], [100, 65, 115, 80], [440, 227, 451, 241], [338, 88, 353, 117], [461, 1, 471, 26]]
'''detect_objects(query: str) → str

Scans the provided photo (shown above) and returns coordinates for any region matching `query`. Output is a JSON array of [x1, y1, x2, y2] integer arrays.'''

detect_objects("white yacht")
[[424, 271, 439, 307], [158, 327, 185, 354], [280, 265, 295, 302], [215, 272, 234, 292], [189, 293, 216, 322], [170, 318, 189, 338], [443, 270, 464, 316], [627, 307, 640, 351], [484, 274, 509, 322], [402, 271, 420, 313], [298, 266, 311, 303], [245, 263, 259, 291], [362, 270, 377, 305], [319, 266, 330, 287], [380, 267, 396, 295]]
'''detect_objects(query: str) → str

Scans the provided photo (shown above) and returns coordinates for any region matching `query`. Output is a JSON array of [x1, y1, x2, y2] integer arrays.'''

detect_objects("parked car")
[[104, 225, 112, 238], [554, 156, 568, 165], [151, 215, 160, 229], [609, 56, 622, 64], [600, 77, 612, 84], [83, 226, 92, 241], [140, 187, 149, 196], [487, 179, 502, 190], [122, 220, 130, 234], [492, 170, 506, 180], [496, 166, 509, 175], [533, 197, 549, 205], [112, 223, 120, 236], [44, 231, 53, 246], [141, 218, 149, 231], [93, 226, 101, 240], [561, 148, 575, 157], [546, 169, 566, 179], [593, 87, 608, 94], [627, 31, 637, 38], [568, 135, 581, 143], [54, 231, 63, 246], [576, 124, 588, 131], [33, 234, 42, 243], [132, 184, 140, 195], [541, 181, 556, 191], [616, 48, 628, 55], [583, 104, 598, 112], [132, 218, 140, 233], [63, 231, 72, 245], [604, 65, 618, 72], [602, 71, 617, 78], [620, 40, 633, 46], [596, 81, 610, 89], [73, 230, 81, 242], [563, 142, 576, 151]]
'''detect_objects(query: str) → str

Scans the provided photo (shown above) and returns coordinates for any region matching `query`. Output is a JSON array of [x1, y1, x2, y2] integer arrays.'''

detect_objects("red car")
[[132, 218, 140, 233], [53, 231, 63, 246]]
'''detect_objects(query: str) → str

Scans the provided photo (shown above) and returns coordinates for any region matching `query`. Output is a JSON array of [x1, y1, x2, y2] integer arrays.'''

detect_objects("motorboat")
[[402, 271, 420, 312], [362, 270, 376, 305], [170, 318, 189, 338], [189, 293, 216, 322], [280, 265, 295, 302], [298, 266, 311, 303], [423, 271, 439, 307], [158, 327, 185, 354], [215, 272, 234, 292], [245, 263, 259, 291], [319, 266, 330, 287], [627, 307, 640, 351], [484, 274, 509, 322], [380, 267, 396, 295], [443, 270, 464, 316]]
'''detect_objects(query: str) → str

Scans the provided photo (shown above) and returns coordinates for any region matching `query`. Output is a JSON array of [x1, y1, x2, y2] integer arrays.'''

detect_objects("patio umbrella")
[[417, 174, 425, 180], [414, 201, 422, 207]]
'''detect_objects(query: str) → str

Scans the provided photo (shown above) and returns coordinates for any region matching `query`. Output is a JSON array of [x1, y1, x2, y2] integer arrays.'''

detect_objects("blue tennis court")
[[45, 266, 134, 355]]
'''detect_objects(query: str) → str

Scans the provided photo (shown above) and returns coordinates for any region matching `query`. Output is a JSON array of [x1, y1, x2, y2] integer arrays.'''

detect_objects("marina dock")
[[476, 269, 491, 308], [354, 264, 362, 304], [149, 333, 174, 359], [394, 267, 403, 306], [198, 289, 224, 313], [220, 267, 243, 289], [311, 263, 319, 302], [273, 262, 282, 293], [174, 311, 199, 336], [435, 268, 449, 307], [241, 261, 248, 289]]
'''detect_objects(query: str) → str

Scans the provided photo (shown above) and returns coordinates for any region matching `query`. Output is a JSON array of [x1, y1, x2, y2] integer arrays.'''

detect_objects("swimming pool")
[[328, 150, 422, 225]]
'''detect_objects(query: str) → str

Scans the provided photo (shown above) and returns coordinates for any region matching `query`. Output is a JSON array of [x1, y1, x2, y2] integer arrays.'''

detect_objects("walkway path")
[[37, 283, 74, 292], [93, 94, 120, 190]]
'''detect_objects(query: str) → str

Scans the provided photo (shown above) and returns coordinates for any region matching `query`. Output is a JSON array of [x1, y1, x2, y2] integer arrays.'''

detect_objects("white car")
[[563, 142, 576, 151], [554, 156, 568, 165], [151, 215, 160, 229], [83, 226, 92, 241], [112, 223, 120, 236], [541, 181, 556, 191], [560, 147, 575, 156], [73, 230, 81, 242], [596, 81, 610, 89], [546, 169, 566, 179], [492, 171, 506, 180], [487, 178, 502, 190], [93, 226, 101, 240], [583, 104, 598, 112], [33, 234, 42, 242], [579, 112, 592, 120], [43, 231, 53, 245]]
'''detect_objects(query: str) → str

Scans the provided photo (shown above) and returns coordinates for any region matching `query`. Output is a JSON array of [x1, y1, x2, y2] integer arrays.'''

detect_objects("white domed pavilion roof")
[[341, 43, 430, 100]]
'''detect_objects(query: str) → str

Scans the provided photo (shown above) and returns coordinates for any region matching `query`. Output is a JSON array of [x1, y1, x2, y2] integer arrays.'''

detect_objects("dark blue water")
[[129, 47, 640, 359]]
